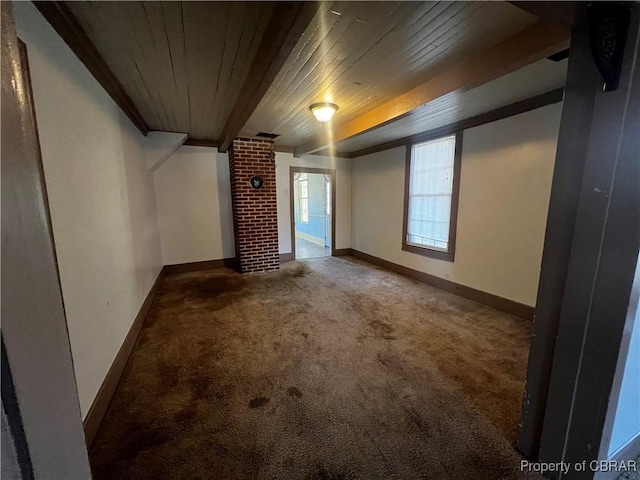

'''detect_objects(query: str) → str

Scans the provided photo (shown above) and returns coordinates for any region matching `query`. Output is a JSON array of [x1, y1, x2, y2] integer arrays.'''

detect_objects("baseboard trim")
[[350, 249, 534, 320], [82, 250, 531, 447], [83, 268, 166, 448], [295, 231, 325, 246], [164, 257, 237, 274], [279, 253, 294, 263], [281, 250, 350, 261], [83, 258, 239, 448]]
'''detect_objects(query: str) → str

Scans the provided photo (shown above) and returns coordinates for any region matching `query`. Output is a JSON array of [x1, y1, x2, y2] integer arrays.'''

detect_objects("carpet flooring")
[[90, 256, 539, 479]]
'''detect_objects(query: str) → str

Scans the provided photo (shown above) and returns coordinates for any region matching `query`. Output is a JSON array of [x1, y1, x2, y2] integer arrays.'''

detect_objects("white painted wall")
[[154, 146, 235, 265], [352, 103, 562, 306], [153, 150, 352, 262], [276, 152, 352, 254], [14, 2, 163, 418]]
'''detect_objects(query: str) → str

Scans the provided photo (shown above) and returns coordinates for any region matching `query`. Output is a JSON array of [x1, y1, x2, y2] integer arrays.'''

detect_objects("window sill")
[[402, 243, 455, 262]]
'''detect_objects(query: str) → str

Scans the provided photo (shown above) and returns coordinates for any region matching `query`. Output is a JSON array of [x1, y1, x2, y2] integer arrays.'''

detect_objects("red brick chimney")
[[228, 137, 279, 273]]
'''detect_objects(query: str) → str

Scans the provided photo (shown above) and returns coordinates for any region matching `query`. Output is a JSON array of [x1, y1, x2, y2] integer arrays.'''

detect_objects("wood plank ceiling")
[[242, 1, 539, 147], [333, 56, 568, 155], [55, 1, 566, 154], [66, 1, 276, 139]]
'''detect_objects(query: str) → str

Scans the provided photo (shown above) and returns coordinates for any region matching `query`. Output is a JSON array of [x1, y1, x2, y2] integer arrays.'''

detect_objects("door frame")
[[519, 3, 640, 475], [289, 166, 336, 260], [1, 3, 91, 476]]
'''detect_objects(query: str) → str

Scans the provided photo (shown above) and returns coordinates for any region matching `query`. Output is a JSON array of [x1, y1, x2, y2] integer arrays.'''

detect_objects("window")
[[298, 174, 309, 223], [325, 178, 331, 215], [402, 133, 461, 261]]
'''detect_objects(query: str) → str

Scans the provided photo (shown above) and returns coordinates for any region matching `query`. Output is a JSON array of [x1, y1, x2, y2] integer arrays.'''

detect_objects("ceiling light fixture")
[[309, 102, 339, 123]]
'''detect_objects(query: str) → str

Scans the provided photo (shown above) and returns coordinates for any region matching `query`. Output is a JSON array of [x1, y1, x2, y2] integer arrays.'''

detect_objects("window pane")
[[297, 177, 309, 223], [326, 181, 331, 215], [407, 136, 456, 251]]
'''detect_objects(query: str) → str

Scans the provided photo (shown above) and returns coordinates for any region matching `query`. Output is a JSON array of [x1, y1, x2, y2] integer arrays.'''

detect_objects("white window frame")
[[298, 174, 309, 224]]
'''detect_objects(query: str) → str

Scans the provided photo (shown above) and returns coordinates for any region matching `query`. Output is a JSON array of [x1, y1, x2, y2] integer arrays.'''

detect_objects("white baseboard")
[[295, 231, 325, 246]]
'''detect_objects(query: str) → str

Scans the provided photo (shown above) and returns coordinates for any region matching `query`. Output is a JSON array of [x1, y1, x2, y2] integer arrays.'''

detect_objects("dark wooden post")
[[519, 3, 640, 477]]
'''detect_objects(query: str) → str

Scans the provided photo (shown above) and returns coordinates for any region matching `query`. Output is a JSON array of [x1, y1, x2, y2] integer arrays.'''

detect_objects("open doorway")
[[290, 167, 335, 260]]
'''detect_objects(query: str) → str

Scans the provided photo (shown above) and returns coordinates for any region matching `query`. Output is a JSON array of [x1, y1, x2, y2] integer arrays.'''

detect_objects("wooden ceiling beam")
[[217, 1, 318, 153], [183, 138, 220, 148], [294, 20, 570, 158], [33, 1, 150, 135], [349, 88, 564, 159]]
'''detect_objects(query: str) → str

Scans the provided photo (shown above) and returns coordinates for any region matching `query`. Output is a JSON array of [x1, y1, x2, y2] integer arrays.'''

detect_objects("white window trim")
[[298, 176, 309, 224]]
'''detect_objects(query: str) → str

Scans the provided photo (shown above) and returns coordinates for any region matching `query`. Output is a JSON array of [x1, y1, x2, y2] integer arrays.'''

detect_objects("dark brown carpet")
[[90, 256, 539, 479]]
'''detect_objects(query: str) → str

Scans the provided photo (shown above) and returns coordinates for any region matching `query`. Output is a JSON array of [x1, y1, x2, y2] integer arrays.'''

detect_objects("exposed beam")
[[217, 1, 318, 153], [349, 88, 565, 158], [311, 149, 353, 159], [269, 145, 353, 158], [294, 20, 570, 158], [33, 1, 149, 135], [274, 145, 295, 154], [183, 138, 219, 149]]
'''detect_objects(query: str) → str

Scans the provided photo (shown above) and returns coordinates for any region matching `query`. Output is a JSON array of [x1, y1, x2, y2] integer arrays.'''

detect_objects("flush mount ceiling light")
[[309, 102, 339, 123]]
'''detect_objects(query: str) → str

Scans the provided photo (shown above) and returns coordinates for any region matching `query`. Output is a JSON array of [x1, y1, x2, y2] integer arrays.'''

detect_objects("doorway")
[[290, 167, 335, 260]]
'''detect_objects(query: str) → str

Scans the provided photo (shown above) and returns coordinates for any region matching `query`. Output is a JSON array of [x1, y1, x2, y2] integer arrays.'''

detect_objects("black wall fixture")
[[587, 2, 631, 92]]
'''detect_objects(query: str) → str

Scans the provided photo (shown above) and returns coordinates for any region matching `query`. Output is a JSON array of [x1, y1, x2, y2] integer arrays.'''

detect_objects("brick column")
[[228, 137, 279, 273]]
